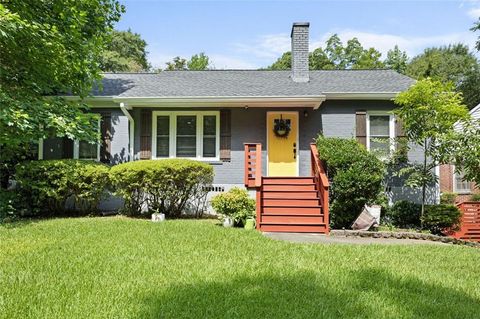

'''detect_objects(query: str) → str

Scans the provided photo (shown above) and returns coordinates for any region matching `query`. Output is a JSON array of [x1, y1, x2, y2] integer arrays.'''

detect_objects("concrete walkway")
[[264, 232, 447, 245]]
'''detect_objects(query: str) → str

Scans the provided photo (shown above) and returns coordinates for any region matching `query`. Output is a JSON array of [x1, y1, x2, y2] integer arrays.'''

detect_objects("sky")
[[117, 0, 480, 69]]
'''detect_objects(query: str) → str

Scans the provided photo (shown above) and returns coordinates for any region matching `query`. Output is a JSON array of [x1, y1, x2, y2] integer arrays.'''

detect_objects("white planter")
[[223, 217, 234, 228], [151, 213, 165, 222]]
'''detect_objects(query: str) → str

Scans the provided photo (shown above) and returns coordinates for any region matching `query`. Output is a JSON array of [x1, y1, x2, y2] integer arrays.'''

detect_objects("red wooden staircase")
[[450, 202, 480, 242], [244, 143, 329, 234]]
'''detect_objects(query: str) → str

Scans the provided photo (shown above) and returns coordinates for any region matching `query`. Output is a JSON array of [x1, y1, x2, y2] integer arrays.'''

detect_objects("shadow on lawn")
[[137, 268, 480, 319]]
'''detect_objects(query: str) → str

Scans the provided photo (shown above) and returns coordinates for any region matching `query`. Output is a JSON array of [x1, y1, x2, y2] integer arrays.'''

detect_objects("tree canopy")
[[100, 29, 149, 72], [164, 53, 210, 71], [267, 34, 386, 71], [0, 0, 124, 187]]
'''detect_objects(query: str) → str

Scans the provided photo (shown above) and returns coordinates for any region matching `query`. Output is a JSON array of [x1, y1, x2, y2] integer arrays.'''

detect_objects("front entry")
[[267, 112, 298, 176]]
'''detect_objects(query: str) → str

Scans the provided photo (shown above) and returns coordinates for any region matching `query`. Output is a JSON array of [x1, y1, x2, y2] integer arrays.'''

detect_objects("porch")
[[244, 142, 330, 234]]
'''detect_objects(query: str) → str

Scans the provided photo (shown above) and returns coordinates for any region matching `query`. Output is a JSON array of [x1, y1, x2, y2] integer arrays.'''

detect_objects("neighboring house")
[[439, 103, 480, 202], [40, 22, 424, 232]]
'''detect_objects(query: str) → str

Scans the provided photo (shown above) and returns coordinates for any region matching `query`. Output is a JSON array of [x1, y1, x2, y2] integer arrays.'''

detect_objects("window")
[[367, 113, 394, 155], [454, 170, 471, 194], [78, 141, 99, 160], [152, 111, 219, 160]]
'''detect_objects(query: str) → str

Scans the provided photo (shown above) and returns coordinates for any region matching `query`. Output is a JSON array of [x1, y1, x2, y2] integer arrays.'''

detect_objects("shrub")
[[422, 204, 461, 235], [470, 193, 480, 202], [385, 200, 422, 228], [316, 136, 385, 228], [211, 187, 255, 226], [440, 192, 457, 204], [109, 159, 213, 217], [0, 190, 24, 222], [15, 160, 110, 215]]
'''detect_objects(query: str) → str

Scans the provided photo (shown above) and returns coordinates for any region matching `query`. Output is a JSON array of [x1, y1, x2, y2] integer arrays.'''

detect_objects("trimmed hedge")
[[386, 200, 422, 228], [316, 136, 385, 228], [211, 187, 255, 226], [422, 204, 461, 235], [15, 160, 110, 215], [109, 159, 213, 217]]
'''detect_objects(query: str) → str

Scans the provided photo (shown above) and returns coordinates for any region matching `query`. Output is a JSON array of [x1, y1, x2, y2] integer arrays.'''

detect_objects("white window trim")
[[453, 165, 471, 194], [151, 111, 220, 161], [38, 118, 101, 161], [366, 112, 395, 154]]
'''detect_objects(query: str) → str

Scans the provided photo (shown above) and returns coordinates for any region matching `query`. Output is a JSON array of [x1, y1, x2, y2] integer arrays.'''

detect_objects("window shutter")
[[140, 110, 152, 159], [355, 111, 367, 147], [100, 113, 112, 163], [220, 109, 231, 162], [63, 138, 74, 159]]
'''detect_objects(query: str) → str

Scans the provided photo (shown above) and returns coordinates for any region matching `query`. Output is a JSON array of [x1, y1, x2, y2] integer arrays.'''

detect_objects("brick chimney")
[[290, 22, 310, 82]]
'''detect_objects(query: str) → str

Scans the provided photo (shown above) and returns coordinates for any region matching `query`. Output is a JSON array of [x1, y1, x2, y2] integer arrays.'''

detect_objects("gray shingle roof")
[[93, 70, 414, 98]]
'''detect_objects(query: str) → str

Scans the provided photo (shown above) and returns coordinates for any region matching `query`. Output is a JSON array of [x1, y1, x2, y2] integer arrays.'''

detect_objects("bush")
[[440, 192, 457, 204], [0, 190, 24, 222], [109, 159, 213, 217], [316, 136, 385, 228], [470, 193, 480, 202], [15, 160, 110, 215], [211, 187, 255, 226], [385, 200, 422, 228], [422, 204, 461, 235]]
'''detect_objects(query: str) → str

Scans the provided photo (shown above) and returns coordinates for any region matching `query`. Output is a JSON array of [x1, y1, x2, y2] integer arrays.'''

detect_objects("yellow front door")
[[267, 112, 298, 176]]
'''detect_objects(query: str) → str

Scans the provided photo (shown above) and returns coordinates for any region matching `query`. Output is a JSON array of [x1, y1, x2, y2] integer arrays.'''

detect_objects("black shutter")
[[220, 110, 231, 162], [355, 111, 367, 147]]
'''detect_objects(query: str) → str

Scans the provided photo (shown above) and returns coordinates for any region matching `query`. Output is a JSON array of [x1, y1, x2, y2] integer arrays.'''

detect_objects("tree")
[[394, 79, 469, 218], [354, 47, 384, 69], [385, 45, 408, 74], [165, 53, 210, 71], [165, 56, 187, 71], [405, 44, 480, 109], [447, 119, 480, 187], [267, 34, 386, 71], [100, 29, 149, 72], [0, 0, 124, 187], [267, 52, 291, 70], [309, 48, 334, 70], [187, 52, 210, 70]]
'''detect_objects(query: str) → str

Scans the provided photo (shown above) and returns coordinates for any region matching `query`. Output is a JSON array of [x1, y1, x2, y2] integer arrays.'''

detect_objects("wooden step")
[[263, 177, 314, 185], [263, 184, 316, 191], [262, 191, 318, 199], [260, 224, 328, 233], [262, 198, 320, 207], [262, 206, 322, 215], [261, 215, 325, 224]]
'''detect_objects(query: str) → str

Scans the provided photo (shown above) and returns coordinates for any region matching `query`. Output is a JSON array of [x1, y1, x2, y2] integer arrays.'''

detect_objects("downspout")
[[120, 102, 135, 161]]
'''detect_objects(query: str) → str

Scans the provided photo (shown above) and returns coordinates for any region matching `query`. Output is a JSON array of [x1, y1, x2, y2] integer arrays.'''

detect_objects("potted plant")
[[211, 187, 256, 228]]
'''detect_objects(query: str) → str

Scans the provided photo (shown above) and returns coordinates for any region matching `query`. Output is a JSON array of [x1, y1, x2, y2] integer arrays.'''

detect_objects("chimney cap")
[[291, 22, 310, 37]]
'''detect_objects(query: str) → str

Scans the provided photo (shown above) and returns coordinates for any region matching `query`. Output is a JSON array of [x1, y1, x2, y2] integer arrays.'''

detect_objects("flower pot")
[[151, 213, 165, 222], [223, 217, 234, 228], [244, 218, 256, 230]]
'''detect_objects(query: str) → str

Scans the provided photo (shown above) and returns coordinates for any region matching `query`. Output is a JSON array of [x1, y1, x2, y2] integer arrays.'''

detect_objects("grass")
[[1, 217, 479, 319]]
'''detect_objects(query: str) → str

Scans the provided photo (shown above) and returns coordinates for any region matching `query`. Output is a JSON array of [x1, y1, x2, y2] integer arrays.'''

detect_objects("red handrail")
[[244, 143, 262, 188], [310, 143, 330, 232], [451, 201, 480, 242], [244, 143, 262, 230]]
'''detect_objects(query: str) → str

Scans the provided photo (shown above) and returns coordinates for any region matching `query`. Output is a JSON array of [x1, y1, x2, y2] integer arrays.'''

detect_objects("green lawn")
[[1, 218, 479, 319]]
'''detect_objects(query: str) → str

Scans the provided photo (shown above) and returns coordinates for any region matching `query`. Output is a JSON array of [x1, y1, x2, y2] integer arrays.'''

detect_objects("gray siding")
[[108, 110, 130, 164], [128, 101, 435, 204]]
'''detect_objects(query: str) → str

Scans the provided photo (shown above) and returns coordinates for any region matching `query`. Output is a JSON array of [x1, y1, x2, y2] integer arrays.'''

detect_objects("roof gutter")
[[119, 102, 135, 161]]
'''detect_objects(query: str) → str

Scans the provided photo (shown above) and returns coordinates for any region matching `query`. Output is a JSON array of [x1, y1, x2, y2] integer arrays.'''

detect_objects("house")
[[40, 22, 423, 232], [439, 103, 480, 202]]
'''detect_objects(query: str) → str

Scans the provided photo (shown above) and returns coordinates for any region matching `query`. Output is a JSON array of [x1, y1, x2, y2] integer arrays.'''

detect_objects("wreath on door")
[[273, 115, 291, 138]]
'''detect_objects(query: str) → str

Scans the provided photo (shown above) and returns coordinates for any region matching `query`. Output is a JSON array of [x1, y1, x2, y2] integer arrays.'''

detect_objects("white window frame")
[[151, 111, 220, 161], [38, 119, 101, 161], [453, 166, 471, 194], [366, 112, 395, 154]]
